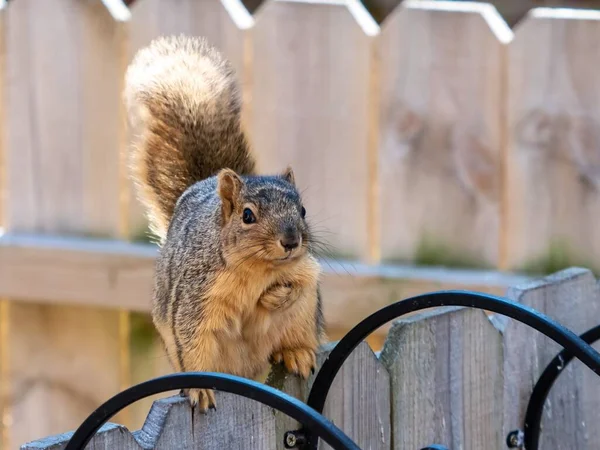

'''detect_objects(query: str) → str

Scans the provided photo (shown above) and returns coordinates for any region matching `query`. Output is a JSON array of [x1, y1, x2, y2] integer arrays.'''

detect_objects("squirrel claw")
[[270, 351, 284, 365], [275, 348, 317, 379], [184, 388, 217, 413]]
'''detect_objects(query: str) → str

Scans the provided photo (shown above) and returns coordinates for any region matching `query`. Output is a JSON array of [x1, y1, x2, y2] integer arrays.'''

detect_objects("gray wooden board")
[[376, 2, 511, 266], [268, 340, 391, 450], [140, 394, 275, 450], [23, 339, 391, 449], [266, 362, 309, 450], [21, 394, 276, 450], [20, 423, 140, 450], [316, 342, 390, 450], [380, 306, 504, 450], [499, 267, 600, 449]]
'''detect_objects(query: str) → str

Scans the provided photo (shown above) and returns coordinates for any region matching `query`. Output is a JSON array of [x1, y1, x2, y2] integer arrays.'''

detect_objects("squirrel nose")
[[280, 235, 299, 252]]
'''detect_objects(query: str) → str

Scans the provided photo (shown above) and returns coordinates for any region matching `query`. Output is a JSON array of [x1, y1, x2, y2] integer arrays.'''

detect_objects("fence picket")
[[377, 1, 512, 268], [4, 0, 127, 445], [500, 267, 600, 449], [505, 8, 600, 272], [248, 0, 379, 261], [270, 340, 390, 450], [380, 306, 504, 449], [314, 341, 390, 450], [21, 424, 140, 450]]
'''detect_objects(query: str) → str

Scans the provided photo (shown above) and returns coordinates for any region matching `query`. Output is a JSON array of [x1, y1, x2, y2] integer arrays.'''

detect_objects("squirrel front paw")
[[182, 388, 216, 413], [260, 284, 294, 311], [271, 348, 316, 379]]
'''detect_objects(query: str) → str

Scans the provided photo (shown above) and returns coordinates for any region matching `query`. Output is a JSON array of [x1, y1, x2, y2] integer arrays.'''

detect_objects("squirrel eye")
[[301, 206, 306, 219], [242, 208, 256, 224]]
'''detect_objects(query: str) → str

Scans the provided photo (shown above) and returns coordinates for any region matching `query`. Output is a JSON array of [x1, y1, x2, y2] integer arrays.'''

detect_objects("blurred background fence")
[[2, 0, 600, 447]]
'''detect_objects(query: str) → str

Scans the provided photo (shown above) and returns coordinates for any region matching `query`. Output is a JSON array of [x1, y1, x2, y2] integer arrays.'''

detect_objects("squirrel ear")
[[281, 166, 296, 186], [217, 168, 242, 221]]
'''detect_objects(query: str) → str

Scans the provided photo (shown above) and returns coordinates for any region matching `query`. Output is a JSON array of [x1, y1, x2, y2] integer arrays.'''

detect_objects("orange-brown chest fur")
[[198, 255, 320, 379]]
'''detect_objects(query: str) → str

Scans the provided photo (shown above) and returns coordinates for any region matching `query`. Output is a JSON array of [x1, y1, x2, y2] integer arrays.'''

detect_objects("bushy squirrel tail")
[[124, 35, 255, 240]]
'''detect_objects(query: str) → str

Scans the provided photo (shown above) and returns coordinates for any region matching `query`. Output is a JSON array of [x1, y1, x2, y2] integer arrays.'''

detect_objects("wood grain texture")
[[505, 10, 600, 271], [499, 267, 600, 449], [377, 1, 511, 267], [265, 361, 308, 450], [21, 394, 276, 450], [380, 306, 504, 450], [21, 423, 140, 450], [315, 341, 390, 450], [249, 0, 379, 260], [5, 0, 123, 235], [126, 0, 252, 239], [139, 394, 275, 449], [4, 0, 127, 445], [269, 340, 390, 450]]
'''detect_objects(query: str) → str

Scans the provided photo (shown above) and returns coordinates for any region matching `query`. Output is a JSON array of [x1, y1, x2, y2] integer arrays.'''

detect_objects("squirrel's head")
[[217, 166, 312, 265]]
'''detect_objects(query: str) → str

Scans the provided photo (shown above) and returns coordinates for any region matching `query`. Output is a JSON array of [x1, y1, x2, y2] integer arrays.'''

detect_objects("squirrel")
[[124, 35, 326, 411]]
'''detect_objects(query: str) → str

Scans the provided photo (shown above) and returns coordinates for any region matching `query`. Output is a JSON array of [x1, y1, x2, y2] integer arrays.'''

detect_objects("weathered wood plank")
[[21, 393, 277, 450], [505, 8, 600, 272], [499, 267, 600, 449], [265, 362, 308, 450], [316, 341, 390, 450], [267, 340, 390, 450], [380, 306, 504, 450], [139, 394, 276, 450], [249, 0, 379, 260], [4, 0, 127, 445], [21, 423, 141, 450], [126, 0, 253, 240], [377, 1, 512, 267], [5, 0, 124, 235]]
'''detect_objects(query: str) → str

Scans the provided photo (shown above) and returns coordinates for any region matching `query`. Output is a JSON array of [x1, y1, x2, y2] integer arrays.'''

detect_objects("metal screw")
[[285, 432, 297, 448], [506, 429, 524, 448], [284, 430, 307, 449]]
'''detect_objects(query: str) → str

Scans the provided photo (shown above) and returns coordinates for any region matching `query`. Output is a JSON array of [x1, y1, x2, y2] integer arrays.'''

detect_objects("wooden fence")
[[1, 0, 600, 448], [21, 267, 600, 449]]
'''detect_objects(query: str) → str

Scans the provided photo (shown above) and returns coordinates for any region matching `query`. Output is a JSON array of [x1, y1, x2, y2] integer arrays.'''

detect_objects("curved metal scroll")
[[295, 290, 600, 449], [63, 372, 359, 450], [521, 324, 600, 450]]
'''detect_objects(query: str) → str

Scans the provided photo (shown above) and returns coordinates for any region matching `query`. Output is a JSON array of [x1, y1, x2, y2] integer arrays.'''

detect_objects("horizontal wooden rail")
[[0, 231, 530, 326]]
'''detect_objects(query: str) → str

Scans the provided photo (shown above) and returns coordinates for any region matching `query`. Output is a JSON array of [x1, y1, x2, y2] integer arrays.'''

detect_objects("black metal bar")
[[522, 323, 600, 450], [63, 372, 359, 450], [299, 290, 600, 449]]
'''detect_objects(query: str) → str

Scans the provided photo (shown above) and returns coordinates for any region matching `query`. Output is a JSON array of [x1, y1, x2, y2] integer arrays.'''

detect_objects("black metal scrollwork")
[[63, 372, 359, 450], [515, 324, 600, 450], [63, 290, 600, 450], [287, 290, 600, 449]]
